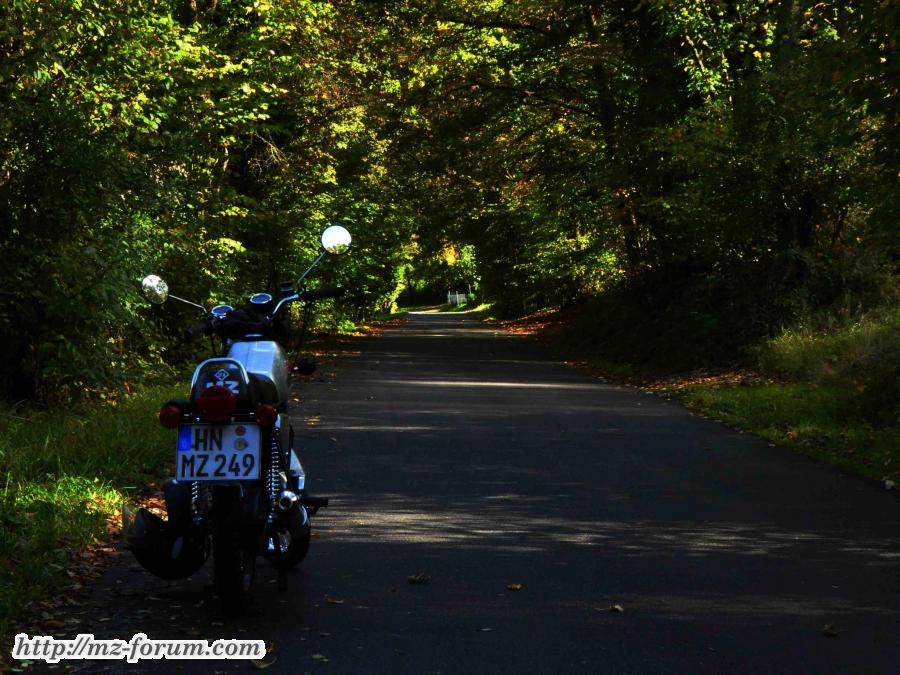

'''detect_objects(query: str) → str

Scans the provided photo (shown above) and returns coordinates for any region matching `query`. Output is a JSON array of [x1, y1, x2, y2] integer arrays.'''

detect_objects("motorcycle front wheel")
[[212, 486, 256, 616]]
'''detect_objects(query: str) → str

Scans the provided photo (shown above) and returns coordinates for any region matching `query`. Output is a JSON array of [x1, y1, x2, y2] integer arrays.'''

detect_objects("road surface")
[[38, 312, 900, 674]]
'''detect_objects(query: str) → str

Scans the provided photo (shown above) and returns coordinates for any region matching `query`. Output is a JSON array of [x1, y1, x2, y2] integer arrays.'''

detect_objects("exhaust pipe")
[[276, 490, 298, 512]]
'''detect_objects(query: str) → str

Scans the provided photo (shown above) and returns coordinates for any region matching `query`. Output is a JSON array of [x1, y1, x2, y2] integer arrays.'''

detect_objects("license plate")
[[176, 424, 261, 481]]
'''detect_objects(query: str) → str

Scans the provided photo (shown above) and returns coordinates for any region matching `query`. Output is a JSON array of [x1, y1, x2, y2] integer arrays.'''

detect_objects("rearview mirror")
[[141, 275, 169, 304], [321, 225, 351, 255]]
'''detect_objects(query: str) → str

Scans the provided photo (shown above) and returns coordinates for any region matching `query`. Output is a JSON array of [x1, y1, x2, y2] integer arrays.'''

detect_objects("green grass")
[[0, 384, 184, 643], [758, 308, 900, 382], [533, 298, 900, 486], [392, 301, 497, 319], [682, 383, 900, 484]]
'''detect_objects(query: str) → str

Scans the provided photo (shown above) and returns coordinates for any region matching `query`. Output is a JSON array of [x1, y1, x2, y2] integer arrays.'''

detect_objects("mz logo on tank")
[[207, 368, 239, 394]]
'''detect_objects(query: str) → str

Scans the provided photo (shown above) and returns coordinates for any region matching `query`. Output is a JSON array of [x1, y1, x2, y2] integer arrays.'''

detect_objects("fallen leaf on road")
[[407, 573, 431, 585], [266, 643, 275, 654], [883, 478, 895, 491], [609, 604, 624, 613], [506, 583, 523, 591], [251, 657, 277, 669]]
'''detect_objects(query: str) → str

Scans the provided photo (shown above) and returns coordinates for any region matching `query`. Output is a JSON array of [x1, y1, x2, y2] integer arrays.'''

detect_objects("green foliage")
[[362, 0, 897, 326], [0, 0, 411, 404], [399, 241, 480, 305], [1, 0, 898, 424], [759, 305, 900, 424], [0, 384, 183, 641]]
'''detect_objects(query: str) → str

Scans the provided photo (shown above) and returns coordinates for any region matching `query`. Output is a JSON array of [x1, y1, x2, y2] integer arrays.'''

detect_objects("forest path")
[[44, 312, 900, 674]]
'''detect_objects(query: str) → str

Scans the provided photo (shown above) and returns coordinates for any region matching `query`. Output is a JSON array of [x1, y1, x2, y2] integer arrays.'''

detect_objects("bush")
[[0, 384, 183, 641], [758, 307, 900, 424]]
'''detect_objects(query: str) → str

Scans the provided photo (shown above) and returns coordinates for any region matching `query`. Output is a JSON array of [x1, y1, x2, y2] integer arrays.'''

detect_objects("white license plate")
[[176, 424, 261, 481]]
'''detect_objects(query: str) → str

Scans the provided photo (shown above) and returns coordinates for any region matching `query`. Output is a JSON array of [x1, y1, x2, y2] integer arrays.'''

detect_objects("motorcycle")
[[123, 224, 351, 614]]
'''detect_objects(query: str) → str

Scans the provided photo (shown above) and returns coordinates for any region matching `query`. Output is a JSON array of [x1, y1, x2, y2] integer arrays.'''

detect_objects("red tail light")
[[197, 385, 237, 423], [158, 405, 183, 429], [255, 404, 278, 427]]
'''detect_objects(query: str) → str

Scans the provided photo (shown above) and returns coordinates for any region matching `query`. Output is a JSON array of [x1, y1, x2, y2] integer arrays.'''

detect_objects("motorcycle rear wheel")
[[212, 486, 256, 616]]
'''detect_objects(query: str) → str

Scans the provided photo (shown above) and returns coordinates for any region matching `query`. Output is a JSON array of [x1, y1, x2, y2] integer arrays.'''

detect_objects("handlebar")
[[183, 286, 344, 342]]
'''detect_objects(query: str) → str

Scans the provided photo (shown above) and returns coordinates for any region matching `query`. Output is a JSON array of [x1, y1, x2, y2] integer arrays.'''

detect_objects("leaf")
[[407, 573, 431, 585], [252, 657, 277, 669], [506, 583, 523, 590], [609, 604, 624, 613]]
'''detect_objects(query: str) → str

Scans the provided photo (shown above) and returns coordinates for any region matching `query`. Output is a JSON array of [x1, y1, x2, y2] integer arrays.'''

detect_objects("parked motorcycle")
[[124, 225, 351, 614]]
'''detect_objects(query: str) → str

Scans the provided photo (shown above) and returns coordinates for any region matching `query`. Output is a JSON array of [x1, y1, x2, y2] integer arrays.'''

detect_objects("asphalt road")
[[35, 312, 900, 674]]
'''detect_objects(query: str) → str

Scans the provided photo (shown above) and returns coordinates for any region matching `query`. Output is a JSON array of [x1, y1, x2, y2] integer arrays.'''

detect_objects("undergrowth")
[[0, 384, 184, 645], [534, 270, 900, 485]]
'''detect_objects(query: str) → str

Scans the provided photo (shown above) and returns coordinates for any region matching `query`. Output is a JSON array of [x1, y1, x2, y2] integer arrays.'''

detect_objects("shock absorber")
[[267, 431, 281, 523], [191, 481, 201, 523]]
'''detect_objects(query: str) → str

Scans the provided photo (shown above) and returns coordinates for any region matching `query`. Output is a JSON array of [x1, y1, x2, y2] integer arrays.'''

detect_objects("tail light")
[[197, 385, 237, 423], [255, 404, 278, 427], [158, 405, 183, 429]]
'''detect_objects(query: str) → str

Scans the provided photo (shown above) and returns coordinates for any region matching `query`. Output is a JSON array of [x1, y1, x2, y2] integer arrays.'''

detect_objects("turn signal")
[[197, 385, 237, 423], [255, 404, 278, 427], [158, 405, 183, 429]]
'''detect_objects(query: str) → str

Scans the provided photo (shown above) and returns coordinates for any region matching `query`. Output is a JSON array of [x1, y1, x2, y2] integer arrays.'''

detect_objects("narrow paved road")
[[43, 313, 900, 674]]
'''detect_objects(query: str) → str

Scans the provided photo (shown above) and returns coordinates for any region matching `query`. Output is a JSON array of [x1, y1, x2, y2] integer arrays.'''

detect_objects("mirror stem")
[[296, 251, 326, 288], [168, 294, 208, 313]]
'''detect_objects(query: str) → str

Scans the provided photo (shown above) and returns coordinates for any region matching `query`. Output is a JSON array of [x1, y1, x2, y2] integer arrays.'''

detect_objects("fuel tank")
[[227, 341, 290, 405]]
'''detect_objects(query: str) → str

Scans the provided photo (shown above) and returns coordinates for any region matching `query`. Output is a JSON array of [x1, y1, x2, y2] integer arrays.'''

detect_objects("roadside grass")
[[392, 302, 497, 319], [681, 383, 900, 484], [756, 307, 900, 426], [511, 302, 900, 487], [0, 384, 184, 645], [445, 302, 496, 319]]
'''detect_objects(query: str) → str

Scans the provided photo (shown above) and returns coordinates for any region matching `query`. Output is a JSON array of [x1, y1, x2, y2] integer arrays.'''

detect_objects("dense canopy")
[[1, 0, 897, 402]]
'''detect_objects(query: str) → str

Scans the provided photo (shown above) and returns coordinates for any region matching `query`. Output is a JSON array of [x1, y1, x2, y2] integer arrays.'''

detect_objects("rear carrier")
[[191, 359, 254, 413]]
